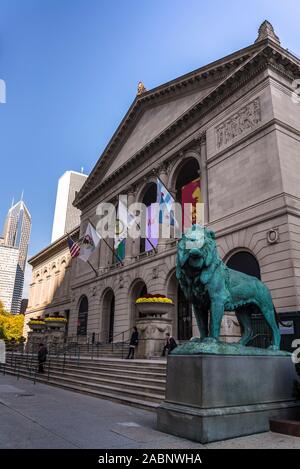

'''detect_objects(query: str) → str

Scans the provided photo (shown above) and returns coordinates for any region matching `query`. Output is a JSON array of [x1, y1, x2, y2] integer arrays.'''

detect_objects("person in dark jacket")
[[37, 343, 48, 373], [126, 327, 139, 359], [162, 333, 177, 356]]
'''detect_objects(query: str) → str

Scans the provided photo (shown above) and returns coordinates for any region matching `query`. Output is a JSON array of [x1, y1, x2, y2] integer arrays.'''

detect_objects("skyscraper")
[[51, 170, 88, 243], [2, 200, 31, 313], [0, 245, 19, 312]]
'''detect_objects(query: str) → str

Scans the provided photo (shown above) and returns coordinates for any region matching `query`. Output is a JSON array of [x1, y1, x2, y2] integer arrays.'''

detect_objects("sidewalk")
[[0, 374, 299, 449]]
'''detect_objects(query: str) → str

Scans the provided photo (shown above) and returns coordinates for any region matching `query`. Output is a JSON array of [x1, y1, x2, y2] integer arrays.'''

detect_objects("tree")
[[0, 300, 6, 314], [0, 301, 24, 342]]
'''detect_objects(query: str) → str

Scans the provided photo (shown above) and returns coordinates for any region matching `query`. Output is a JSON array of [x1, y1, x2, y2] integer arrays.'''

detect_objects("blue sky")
[[0, 0, 299, 264]]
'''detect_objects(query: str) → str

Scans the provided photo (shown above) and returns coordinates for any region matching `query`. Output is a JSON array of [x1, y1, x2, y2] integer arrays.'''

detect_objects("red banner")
[[181, 178, 202, 229]]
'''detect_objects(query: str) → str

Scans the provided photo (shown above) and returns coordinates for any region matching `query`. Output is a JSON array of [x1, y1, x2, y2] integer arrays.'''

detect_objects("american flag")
[[68, 237, 80, 258]]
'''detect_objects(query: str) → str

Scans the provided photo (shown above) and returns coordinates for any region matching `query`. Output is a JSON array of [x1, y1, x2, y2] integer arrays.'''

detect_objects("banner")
[[181, 178, 201, 230], [116, 238, 125, 261]]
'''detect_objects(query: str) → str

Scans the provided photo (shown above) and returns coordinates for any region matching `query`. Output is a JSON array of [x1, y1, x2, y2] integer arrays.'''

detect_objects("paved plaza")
[[0, 374, 299, 449]]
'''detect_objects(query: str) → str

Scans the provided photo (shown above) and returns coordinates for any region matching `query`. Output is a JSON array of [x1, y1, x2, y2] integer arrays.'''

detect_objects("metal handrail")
[[110, 327, 132, 343]]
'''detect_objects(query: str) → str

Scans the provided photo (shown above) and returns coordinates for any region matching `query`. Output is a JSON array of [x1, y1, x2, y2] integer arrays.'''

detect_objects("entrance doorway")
[[226, 250, 270, 348], [102, 289, 115, 343], [77, 296, 88, 336]]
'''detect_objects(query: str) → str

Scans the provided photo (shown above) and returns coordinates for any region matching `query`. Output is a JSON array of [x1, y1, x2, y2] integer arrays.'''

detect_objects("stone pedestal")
[[45, 330, 65, 348], [26, 331, 46, 352], [136, 317, 172, 359], [157, 355, 300, 443]]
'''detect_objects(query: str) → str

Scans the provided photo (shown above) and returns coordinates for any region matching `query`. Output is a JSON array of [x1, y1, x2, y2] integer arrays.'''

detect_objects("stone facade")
[[25, 23, 300, 351], [23, 228, 78, 340]]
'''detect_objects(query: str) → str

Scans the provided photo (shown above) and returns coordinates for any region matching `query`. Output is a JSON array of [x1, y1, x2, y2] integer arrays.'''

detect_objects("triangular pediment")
[[104, 85, 215, 178]]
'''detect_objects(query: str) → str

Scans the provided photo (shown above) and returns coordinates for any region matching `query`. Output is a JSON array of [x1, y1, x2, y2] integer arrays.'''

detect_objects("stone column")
[[98, 239, 106, 272]]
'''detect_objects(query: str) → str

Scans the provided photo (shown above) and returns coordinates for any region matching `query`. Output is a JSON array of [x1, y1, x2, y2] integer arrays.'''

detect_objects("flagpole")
[[88, 219, 124, 266], [156, 175, 176, 199], [118, 201, 157, 253], [135, 221, 157, 252], [102, 236, 124, 266], [87, 260, 98, 277]]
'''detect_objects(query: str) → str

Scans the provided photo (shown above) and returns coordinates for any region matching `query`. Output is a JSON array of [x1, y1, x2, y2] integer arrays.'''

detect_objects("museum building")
[[25, 22, 300, 351]]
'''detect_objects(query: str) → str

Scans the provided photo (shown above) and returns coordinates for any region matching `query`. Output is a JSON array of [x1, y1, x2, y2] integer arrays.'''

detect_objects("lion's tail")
[[273, 304, 287, 327]]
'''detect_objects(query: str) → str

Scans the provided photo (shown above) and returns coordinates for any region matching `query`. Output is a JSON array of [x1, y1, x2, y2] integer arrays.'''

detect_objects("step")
[[3, 354, 167, 410], [7, 355, 166, 373], [3, 368, 159, 410], [50, 361, 166, 374], [3, 366, 164, 405], [28, 365, 166, 386], [10, 363, 166, 383], [4, 362, 166, 384], [4, 363, 165, 394]]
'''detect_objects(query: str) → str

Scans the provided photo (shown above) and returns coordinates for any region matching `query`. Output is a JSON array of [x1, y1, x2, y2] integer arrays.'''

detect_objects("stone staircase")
[[3, 353, 166, 410]]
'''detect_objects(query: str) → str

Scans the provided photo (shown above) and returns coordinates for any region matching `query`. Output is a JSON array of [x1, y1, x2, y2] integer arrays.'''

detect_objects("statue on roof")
[[137, 81, 147, 95]]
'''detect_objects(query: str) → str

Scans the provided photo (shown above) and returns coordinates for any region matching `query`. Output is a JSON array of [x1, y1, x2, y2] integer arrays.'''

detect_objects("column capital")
[[197, 132, 206, 145], [159, 162, 169, 175], [126, 185, 137, 198]]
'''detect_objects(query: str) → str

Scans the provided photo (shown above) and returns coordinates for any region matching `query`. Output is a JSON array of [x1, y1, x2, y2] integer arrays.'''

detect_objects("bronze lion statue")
[[176, 224, 281, 350]]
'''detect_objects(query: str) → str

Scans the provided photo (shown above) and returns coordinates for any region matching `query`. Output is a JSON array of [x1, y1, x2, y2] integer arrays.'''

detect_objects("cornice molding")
[[29, 227, 80, 267]]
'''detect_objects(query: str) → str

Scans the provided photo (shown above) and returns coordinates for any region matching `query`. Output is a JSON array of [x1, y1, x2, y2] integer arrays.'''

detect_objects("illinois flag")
[[181, 178, 202, 230], [156, 178, 178, 226], [79, 222, 101, 262]]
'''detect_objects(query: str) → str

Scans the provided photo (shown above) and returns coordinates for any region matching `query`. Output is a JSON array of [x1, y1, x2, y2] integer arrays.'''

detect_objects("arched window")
[[175, 158, 200, 204], [175, 158, 201, 228], [77, 296, 88, 336], [226, 251, 270, 347], [226, 251, 261, 279]]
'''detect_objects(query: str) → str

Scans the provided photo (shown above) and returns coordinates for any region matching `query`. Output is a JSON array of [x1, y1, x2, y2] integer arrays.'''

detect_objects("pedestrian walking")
[[37, 343, 48, 373], [126, 327, 139, 359]]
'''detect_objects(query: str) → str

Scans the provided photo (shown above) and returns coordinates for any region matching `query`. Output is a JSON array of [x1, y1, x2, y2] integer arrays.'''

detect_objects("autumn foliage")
[[0, 300, 24, 342]]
